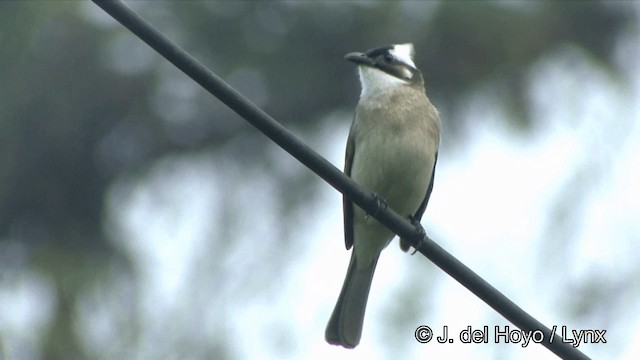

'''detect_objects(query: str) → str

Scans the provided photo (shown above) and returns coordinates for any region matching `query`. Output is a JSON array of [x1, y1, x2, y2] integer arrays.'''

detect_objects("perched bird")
[[325, 43, 441, 348]]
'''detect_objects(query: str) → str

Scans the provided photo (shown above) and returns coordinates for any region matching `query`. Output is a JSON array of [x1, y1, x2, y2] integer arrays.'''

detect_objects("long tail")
[[325, 251, 379, 348]]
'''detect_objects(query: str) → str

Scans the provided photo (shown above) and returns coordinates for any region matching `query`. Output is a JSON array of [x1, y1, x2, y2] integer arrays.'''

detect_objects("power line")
[[91, 1, 591, 359]]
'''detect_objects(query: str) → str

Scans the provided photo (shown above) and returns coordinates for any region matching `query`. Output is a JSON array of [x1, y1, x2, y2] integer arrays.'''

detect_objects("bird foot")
[[407, 215, 426, 255], [365, 192, 387, 220]]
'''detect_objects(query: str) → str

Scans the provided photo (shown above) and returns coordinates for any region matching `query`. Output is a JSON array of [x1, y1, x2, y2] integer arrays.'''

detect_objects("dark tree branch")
[[92, 1, 590, 359]]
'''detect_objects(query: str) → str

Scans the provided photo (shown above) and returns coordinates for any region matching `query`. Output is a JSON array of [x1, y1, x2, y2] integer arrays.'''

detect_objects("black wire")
[[91, 1, 591, 359]]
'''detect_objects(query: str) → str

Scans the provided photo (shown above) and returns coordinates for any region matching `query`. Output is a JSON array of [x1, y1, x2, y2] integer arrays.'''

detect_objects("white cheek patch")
[[399, 67, 413, 80], [390, 43, 415, 68]]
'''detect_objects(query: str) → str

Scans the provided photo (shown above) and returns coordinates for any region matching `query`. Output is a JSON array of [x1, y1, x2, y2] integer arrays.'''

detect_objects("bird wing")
[[343, 117, 357, 250], [414, 151, 438, 222]]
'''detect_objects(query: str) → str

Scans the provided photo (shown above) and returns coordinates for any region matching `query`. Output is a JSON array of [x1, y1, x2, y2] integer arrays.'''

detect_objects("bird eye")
[[384, 54, 394, 63]]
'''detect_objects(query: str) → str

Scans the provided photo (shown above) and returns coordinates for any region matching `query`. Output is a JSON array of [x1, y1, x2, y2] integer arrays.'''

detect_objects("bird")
[[325, 43, 441, 348]]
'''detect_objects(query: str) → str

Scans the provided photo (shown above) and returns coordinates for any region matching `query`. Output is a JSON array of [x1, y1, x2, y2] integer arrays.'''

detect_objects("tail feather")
[[325, 251, 378, 348]]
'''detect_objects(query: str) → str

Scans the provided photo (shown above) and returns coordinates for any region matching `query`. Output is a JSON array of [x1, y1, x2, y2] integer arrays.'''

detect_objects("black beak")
[[345, 52, 375, 66]]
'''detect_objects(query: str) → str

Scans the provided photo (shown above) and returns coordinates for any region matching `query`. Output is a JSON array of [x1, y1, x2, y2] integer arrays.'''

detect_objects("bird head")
[[345, 43, 423, 95]]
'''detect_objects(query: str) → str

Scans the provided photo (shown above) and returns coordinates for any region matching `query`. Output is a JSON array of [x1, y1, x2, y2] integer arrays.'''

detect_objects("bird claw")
[[365, 192, 387, 220], [408, 215, 426, 255]]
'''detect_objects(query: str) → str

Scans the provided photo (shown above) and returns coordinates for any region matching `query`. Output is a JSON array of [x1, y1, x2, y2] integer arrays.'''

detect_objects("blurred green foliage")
[[0, 1, 632, 359]]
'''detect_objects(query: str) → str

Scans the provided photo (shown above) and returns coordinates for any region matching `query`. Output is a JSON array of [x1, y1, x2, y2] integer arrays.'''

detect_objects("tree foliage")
[[0, 1, 633, 359]]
